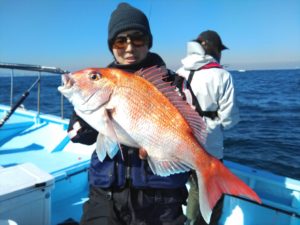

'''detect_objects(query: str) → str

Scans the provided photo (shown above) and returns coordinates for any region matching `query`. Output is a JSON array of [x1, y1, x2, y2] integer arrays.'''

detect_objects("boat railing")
[[0, 62, 69, 127]]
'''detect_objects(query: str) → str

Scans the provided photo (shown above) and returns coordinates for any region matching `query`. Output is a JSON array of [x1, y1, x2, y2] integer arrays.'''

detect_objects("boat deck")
[[0, 105, 94, 174], [0, 104, 94, 224]]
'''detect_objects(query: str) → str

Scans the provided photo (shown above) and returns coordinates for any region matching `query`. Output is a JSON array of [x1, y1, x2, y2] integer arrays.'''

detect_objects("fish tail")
[[195, 157, 261, 224]]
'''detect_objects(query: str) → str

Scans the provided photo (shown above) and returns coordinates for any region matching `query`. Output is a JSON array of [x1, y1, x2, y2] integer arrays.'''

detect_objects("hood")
[[180, 41, 215, 71]]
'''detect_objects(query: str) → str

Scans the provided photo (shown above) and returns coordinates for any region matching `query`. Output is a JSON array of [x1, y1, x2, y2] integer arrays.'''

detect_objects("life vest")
[[89, 147, 189, 189]]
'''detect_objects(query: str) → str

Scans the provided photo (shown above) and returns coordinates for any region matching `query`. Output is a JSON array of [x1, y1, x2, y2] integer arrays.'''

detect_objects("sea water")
[[0, 69, 299, 180]]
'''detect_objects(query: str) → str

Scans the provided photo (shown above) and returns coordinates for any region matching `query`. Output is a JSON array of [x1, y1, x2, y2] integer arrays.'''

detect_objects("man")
[[176, 30, 240, 225], [68, 3, 189, 225]]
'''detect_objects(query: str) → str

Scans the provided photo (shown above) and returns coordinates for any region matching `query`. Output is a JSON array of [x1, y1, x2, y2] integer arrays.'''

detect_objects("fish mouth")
[[61, 73, 74, 89], [58, 73, 78, 101], [58, 73, 82, 103]]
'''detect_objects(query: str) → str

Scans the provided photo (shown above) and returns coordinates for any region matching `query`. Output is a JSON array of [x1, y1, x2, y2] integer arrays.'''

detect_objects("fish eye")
[[89, 71, 101, 81]]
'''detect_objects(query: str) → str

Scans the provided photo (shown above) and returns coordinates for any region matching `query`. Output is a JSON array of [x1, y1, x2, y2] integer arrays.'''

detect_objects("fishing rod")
[[0, 62, 70, 128], [0, 77, 41, 128]]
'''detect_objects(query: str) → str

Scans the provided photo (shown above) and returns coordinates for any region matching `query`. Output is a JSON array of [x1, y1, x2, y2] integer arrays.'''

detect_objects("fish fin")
[[104, 108, 125, 159], [147, 156, 191, 177], [195, 158, 261, 224], [137, 66, 207, 145], [96, 133, 119, 161]]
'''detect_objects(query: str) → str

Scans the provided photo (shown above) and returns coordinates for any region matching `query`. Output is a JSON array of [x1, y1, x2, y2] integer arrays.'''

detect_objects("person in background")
[[176, 30, 240, 225], [67, 3, 189, 225]]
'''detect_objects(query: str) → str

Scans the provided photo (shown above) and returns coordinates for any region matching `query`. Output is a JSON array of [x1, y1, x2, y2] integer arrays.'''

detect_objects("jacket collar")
[[181, 41, 215, 70], [107, 52, 165, 73]]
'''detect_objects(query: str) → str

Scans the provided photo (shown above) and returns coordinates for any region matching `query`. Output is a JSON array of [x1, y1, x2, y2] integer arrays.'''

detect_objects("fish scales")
[[112, 84, 191, 159]]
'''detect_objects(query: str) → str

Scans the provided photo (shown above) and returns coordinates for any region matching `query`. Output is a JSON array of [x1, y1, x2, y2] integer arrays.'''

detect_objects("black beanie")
[[108, 3, 153, 51]]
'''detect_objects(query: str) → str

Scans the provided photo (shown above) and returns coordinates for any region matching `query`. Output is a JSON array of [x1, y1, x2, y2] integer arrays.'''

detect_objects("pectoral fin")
[[95, 107, 125, 161], [96, 133, 119, 161]]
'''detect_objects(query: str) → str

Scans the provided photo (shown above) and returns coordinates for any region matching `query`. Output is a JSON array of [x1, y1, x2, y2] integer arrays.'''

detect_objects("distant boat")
[[0, 62, 299, 225], [238, 69, 246, 72]]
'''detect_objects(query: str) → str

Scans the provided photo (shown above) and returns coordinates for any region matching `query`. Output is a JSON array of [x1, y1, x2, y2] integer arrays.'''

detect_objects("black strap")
[[186, 70, 218, 120], [186, 70, 197, 106]]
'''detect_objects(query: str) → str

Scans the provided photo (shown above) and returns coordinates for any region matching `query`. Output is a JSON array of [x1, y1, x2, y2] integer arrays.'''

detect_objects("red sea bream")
[[58, 66, 261, 223]]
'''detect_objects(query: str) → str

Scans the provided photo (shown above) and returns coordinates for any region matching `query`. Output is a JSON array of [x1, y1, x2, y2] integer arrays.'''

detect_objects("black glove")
[[68, 111, 98, 145]]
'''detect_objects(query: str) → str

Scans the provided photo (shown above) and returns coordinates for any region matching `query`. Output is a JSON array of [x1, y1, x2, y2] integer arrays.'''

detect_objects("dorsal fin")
[[136, 66, 207, 145]]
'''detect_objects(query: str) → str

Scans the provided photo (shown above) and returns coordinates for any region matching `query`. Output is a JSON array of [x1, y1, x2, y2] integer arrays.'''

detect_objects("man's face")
[[112, 30, 149, 65]]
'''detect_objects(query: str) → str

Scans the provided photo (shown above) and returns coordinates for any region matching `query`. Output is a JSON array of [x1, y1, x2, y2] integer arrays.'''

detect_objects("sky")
[[0, 0, 299, 72]]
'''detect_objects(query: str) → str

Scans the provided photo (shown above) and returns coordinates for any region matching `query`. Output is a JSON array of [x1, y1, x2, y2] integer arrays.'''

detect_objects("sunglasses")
[[112, 33, 149, 49]]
